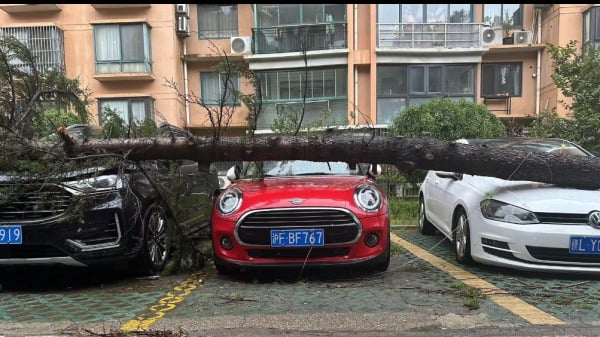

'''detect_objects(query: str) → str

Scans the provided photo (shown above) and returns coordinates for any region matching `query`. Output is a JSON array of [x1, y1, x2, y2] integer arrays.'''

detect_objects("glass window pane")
[[335, 68, 347, 96], [504, 4, 522, 27], [481, 63, 521, 96], [323, 69, 336, 97], [256, 5, 278, 27], [121, 24, 144, 61], [584, 11, 591, 43], [378, 4, 399, 23], [279, 4, 300, 25], [198, 5, 238, 39], [402, 4, 423, 23], [131, 101, 147, 124], [99, 100, 128, 124], [377, 98, 406, 125], [446, 66, 474, 94], [377, 66, 407, 96], [449, 4, 471, 23], [303, 4, 322, 23], [427, 4, 447, 23], [288, 71, 303, 99], [409, 66, 425, 93], [483, 4, 502, 26], [201, 72, 221, 105], [95, 25, 120, 62], [428, 66, 442, 93]]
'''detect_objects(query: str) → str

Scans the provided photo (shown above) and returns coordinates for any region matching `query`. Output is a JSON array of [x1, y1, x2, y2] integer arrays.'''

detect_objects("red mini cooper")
[[211, 160, 390, 273]]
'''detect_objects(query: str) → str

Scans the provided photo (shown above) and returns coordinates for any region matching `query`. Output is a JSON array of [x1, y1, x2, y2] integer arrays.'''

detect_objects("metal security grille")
[[0, 25, 65, 73]]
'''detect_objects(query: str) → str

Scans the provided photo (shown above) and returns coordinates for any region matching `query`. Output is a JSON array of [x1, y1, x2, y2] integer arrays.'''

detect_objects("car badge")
[[289, 199, 304, 205], [588, 211, 600, 229]]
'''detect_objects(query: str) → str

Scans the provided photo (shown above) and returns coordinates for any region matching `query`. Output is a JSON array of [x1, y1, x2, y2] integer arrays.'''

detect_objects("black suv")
[[0, 124, 218, 275]]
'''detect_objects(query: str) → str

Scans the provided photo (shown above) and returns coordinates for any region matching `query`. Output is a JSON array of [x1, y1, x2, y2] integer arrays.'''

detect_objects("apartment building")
[[0, 4, 591, 136]]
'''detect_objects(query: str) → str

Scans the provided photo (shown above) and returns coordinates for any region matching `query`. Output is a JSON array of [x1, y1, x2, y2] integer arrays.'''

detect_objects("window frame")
[[93, 22, 152, 74], [200, 72, 242, 107], [197, 5, 238, 39], [376, 4, 474, 24], [583, 7, 600, 52], [482, 4, 524, 29], [98, 97, 155, 126], [480, 62, 523, 97]]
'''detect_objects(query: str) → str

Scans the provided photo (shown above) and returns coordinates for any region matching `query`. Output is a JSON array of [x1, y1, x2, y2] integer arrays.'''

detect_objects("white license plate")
[[0, 225, 22, 244], [569, 236, 600, 254], [270, 229, 324, 247]]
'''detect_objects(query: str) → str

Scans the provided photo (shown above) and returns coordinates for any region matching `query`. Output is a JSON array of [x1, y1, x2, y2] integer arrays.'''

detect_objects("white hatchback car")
[[418, 137, 600, 274]]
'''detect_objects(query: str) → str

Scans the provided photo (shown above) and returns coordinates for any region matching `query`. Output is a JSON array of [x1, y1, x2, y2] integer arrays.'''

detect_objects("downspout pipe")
[[353, 4, 358, 125], [183, 38, 190, 125], [535, 7, 542, 117]]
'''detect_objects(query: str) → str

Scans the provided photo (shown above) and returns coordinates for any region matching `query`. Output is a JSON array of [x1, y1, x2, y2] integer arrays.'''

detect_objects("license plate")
[[569, 236, 600, 254], [270, 229, 324, 247], [0, 225, 22, 244]]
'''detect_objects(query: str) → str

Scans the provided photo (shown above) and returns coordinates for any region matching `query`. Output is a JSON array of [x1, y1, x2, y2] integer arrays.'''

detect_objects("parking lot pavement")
[[1, 227, 599, 336]]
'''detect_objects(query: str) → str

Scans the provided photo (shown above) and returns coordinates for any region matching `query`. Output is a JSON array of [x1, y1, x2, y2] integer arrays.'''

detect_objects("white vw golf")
[[418, 137, 600, 274]]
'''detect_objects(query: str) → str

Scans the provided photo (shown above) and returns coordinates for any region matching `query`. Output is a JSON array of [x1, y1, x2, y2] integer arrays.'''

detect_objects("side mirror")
[[368, 164, 383, 177], [226, 165, 241, 182]]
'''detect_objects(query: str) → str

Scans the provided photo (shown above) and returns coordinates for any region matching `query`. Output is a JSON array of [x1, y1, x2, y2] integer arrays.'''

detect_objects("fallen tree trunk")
[[57, 133, 600, 190]]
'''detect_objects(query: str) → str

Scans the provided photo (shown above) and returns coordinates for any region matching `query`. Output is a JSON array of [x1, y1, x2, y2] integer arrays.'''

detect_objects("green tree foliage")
[[0, 35, 90, 139], [389, 98, 506, 140], [531, 41, 600, 155]]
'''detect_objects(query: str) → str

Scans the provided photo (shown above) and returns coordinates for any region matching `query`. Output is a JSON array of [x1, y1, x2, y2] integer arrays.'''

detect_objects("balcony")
[[377, 23, 483, 49], [0, 25, 65, 74], [252, 23, 347, 55], [91, 4, 151, 9]]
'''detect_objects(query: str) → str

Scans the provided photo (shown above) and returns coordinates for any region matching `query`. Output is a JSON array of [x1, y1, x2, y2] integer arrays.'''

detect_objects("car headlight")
[[217, 187, 242, 216], [63, 174, 124, 192], [354, 184, 382, 212], [480, 199, 539, 224]]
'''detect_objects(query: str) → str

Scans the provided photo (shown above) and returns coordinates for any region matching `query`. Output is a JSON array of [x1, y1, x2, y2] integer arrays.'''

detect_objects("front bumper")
[[0, 191, 143, 267]]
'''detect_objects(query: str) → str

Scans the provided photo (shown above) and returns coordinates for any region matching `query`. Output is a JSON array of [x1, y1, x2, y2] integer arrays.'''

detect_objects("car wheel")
[[453, 209, 473, 265], [419, 197, 436, 235], [212, 249, 236, 275], [133, 203, 171, 275]]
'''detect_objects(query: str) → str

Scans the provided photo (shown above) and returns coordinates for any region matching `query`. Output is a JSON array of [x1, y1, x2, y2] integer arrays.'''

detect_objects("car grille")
[[0, 183, 71, 222], [526, 246, 600, 263], [534, 212, 588, 225], [236, 208, 361, 246]]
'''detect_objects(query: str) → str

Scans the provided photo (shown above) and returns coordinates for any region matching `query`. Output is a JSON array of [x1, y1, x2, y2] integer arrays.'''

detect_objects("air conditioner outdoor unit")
[[175, 4, 189, 17], [480, 27, 502, 46], [230, 36, 252, 54], [176, 16, 190, 37], [513, 31, 533, 45]]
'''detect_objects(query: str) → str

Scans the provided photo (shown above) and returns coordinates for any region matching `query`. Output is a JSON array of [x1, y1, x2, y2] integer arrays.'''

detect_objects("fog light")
[[364, 232, 379, 248], [220, 236, 233, 250]]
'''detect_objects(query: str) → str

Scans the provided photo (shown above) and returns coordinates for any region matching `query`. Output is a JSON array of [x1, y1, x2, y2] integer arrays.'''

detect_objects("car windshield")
[[465, 138, 592, 157], [242, 160, 363, 178]]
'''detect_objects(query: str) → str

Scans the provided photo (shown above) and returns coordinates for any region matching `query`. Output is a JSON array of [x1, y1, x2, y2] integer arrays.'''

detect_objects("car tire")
[[373, 231, 391, 273], [419, 197, 437, 235], [453, 209, 473, 265], [133, 203, 171, 275], [212, 249, 236, 275]]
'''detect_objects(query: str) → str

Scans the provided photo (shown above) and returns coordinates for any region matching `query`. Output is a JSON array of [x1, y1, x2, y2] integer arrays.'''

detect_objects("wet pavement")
[[0, 227, 599, 336]]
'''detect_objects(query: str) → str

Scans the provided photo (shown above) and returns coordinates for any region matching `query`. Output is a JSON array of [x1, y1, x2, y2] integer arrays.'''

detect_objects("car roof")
[[457, 137, 594, 156]]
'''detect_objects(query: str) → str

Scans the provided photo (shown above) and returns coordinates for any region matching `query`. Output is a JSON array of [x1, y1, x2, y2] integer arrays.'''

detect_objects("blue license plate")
[[0, 225, 22, 244], [270, 229, 325, 247], [569, 236, 600, 254]]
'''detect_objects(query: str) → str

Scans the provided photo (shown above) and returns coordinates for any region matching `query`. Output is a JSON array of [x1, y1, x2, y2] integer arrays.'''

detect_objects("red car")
[[211, 160, 390, 273]]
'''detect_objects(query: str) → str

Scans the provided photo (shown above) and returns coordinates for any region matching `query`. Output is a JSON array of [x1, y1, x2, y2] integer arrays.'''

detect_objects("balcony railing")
[[377, 23, 483, 49], [0, 25, 65, 73], [252, 23, 347, 54]]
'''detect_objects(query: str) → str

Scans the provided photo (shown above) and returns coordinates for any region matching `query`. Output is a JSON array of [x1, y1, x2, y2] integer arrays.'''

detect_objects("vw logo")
[[588, 211, 600, 228], [289, 199, 304, 205]]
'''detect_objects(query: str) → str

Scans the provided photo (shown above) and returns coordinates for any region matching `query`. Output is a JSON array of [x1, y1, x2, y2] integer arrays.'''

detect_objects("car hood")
[[468, 175, 600, 213], [231, 175, 373, 209]]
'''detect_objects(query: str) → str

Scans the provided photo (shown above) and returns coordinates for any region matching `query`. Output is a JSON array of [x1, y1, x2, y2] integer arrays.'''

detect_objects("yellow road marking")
[[390, 233, 565, 325], [121, 274, 200, 332]]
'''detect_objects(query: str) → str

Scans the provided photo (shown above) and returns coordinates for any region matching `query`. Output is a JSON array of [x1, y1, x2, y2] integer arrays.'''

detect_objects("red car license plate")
[[270, 229, 324, 247]]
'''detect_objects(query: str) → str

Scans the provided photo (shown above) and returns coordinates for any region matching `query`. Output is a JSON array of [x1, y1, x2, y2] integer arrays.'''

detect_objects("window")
[[481, 62, 522, 97], [256, 4, 346, 27], [583, 7, 600, 52], [0, 25, 64, 74], [376, 64, 476, 124], [98, 97, 154, 126], [198, 5, 238, 39], [254, 67, 348, 129], [93, 23, 152, 74], [200, 72, 241, 106], [483, 4, 523, 28], [376, 4, 473, 24]]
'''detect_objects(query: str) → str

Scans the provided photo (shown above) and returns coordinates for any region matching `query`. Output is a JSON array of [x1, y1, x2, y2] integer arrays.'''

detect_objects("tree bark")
[[56, 134, 600, 190]]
